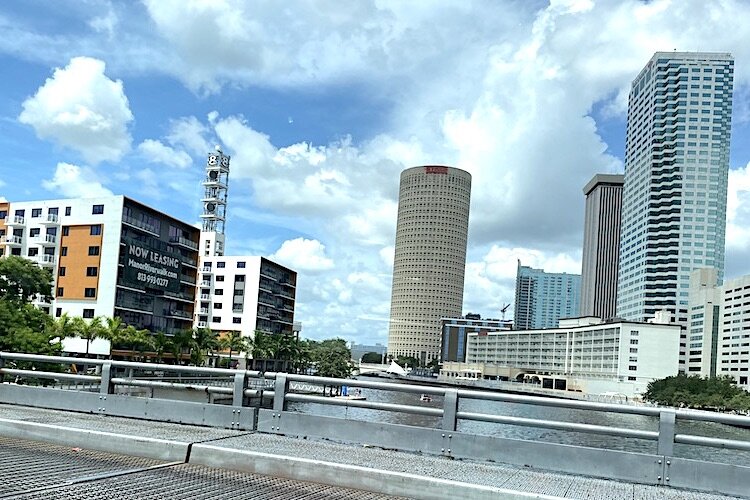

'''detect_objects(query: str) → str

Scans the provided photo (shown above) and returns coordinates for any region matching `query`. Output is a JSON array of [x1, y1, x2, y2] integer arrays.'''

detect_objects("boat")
[[420, 394, 432, 402], [334, 395, 366, 401]]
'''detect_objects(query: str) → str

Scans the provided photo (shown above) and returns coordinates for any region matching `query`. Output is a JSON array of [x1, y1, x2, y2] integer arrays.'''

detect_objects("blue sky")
[[3, 0, 750, 344]]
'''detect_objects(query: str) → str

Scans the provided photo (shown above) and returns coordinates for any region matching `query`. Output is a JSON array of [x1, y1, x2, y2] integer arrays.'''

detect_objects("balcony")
[[38, 254, 56, 267], [36, 234, 56, 246], [197, 321, 208, 328], [3, 235, 22, 246], [122, 215, 159, 236], [199, 308, 209, 315], [170, 236, 199, 251], [201, 267, 213, 274], [200, 280, 212, 287], [115, 295, 154, 313], [4, 216, 25, 226], [41, 214, 59, 225], [200, 293, 211, 300], [164, 309, 191, 319]]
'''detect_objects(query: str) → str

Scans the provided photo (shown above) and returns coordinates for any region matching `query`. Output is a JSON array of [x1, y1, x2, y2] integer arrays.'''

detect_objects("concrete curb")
[[0, 417, 189, 462], [190, 443, 565, 500]]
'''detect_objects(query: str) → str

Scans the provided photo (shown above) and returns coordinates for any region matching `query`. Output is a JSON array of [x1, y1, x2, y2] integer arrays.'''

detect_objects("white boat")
[[420, 394, 432, 402]]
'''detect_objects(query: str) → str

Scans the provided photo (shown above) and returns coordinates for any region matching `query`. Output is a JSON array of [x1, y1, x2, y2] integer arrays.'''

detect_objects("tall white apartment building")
[[194, 148, 297, 340], [688, 269, 750, 390], [0, 196, 200, 355], [617, 52, 734, 330], [387, 166, 471, 365]]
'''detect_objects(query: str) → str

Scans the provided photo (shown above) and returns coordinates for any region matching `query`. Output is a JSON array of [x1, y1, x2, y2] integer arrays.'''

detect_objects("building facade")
[[445, 317, 681, 398], [617, 52, 734, 327], [514, 261, 581, 330], [388, 166, 471, 364], [441, 315, 512, 362], [687, 269, 750, 390], [580, 174, 624, 320], [0, 196, 200, 354], [195, 256, 296, 337]]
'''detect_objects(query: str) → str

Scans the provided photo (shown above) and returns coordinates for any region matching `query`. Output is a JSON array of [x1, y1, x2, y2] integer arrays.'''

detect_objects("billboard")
[[122, 238, 182, 293]]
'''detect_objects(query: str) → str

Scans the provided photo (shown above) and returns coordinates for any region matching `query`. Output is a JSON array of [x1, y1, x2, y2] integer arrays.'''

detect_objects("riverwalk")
[[0, 403, 741, 500]]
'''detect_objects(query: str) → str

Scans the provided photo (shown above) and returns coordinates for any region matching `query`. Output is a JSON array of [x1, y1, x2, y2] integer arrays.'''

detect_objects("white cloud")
[[137, 139, 192, 169], [42, 162, 113, 198], [167, 115, 213, 156], [18, 57, 133, 164], [270, 238, 335, 273], [726, 162, 750, 250]]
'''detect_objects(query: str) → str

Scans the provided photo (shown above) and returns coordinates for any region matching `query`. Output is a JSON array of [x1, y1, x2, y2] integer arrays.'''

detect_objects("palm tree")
[[71, 316, 104, 356], [49, 313, 77, 341], [99, 316, 126, 358], [170, 329, 195, 365], [193, 327, 219, 366], [220, 331, 247, 367], [122, 325, 151, 361], [151, 331, 170, 364]]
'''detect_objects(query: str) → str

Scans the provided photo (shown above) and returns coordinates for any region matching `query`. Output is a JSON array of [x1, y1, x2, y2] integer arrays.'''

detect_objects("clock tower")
[[199, 146, 230, 257]]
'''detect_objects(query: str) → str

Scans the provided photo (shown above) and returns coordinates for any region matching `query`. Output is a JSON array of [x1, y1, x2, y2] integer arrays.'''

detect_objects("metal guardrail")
[[0, 351, 749, 497]]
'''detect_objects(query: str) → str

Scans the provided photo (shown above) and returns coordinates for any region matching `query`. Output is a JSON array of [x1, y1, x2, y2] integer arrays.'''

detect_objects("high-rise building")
[[687, 269, 750, 391], [0, 196, 200, 355], [580, 174, 623, 320], [514, 261, 581, 330], [194, 148, 297, 342], [440, 314, 512, 362], [387, 166, 471, 364], [617, 52, 734, 327]]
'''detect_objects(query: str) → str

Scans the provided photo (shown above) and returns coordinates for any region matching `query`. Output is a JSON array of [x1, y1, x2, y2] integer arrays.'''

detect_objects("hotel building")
[[580, 174, 624, 320], [0, 196, 199, 354], [388, 166, 471, 365], [617, 52, 734, 327], [441, 316, 681, 398], [441, 314, 512, 362]]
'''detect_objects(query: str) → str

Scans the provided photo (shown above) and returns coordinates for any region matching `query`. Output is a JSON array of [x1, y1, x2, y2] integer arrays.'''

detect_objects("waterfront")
[[285, 378, 750, 465]]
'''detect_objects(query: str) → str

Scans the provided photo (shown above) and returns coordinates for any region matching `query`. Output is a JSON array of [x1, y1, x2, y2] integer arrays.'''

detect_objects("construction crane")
[[500, 304, 510, 321]]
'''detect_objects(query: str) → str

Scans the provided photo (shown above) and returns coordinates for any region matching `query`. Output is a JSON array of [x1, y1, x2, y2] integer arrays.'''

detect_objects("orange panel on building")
[[56, 224, 104, 300]]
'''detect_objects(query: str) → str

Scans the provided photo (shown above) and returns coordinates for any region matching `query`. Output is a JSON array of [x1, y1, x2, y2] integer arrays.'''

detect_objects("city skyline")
[[3, 2, 750, 344]]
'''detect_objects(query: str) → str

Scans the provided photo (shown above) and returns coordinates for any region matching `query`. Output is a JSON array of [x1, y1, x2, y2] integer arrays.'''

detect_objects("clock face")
[[208, 155, 218, 166], [209, 170, 218, 180], [221, 156, 229, 167], [206, 202, 216, 212]]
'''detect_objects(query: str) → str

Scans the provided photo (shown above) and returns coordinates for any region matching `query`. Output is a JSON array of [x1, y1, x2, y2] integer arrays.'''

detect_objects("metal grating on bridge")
[[0, 437, 403, 500]]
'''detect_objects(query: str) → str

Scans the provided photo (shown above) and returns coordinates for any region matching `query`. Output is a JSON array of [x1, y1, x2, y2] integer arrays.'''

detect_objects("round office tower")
[[387, 166, 472, 365]]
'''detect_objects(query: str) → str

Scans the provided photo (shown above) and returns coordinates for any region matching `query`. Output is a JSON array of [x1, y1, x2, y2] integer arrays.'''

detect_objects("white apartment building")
[[0, 196, 200, 355], [617, 52, 733, 330], [443, 317, 681, 398], [193, 148, 297, 342], [688, 269, 750, 390]]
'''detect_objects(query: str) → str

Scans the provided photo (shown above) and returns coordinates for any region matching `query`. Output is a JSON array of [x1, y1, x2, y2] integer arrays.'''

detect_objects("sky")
[[3, 0, 750, 346]]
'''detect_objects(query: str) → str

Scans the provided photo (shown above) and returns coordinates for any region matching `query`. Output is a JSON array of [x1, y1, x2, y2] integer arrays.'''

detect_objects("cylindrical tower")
[[387, 165, 472, 365]]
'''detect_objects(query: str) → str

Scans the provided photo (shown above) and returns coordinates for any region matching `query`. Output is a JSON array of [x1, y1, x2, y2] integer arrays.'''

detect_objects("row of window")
[[56, 287, 96, 298], [4, 204, 104, 219]]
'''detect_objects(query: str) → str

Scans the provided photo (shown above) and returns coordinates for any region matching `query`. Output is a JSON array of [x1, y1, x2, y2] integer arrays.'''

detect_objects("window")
[[214, 303, 223, 309], [65, 206, 71, 216], [57, 287, 64, 297], [628, 365, 637, 371], [55, 308, 62, 318], [92, 204, 104, 214], [14, 209, 24, 217], [212, 316, 221, 323], [86, 267, 98, 277], [0, 210, 6, 219], [237, 261, 246, 268], [31, 208, 42, 218], [90, 225, 102, 235], [88, 246, 100, 256], [48, 207, 58, 216], [30, 228, 40, 237], [61, 226, 69, 236], [234, 289, 244, 296], [82, 309, 95, 318], [27, 248, 38, 257], [235, 275, 245, 282], [61, 247, 68, 256], [215, 289, 224, 296], [217, 262, 226, 268], [630, 339, 638, 345], [216, 275, 225, 282], [84, 288, 96, 298], [233, 317, 241, 324], [59, 267, 66, 277]]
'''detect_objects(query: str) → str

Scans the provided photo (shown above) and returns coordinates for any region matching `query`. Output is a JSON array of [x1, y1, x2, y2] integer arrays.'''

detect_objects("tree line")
[[0, 255, 352, 378], [644, 374, 750, 412]]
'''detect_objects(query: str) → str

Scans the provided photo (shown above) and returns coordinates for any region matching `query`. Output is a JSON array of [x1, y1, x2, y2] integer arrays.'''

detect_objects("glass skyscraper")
[[617, 52, 734, 328], [514, 261, 581, 330]]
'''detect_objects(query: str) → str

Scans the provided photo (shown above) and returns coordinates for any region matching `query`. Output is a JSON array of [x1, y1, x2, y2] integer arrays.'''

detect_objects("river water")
[[284, 379, 750, 466]]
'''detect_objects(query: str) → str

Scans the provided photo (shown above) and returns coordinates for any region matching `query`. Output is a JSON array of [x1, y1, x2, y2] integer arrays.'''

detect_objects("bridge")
[[1, 351, 748, 499]]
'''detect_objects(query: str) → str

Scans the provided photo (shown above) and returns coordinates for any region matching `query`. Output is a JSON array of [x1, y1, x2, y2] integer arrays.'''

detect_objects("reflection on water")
[[285, 381, 750, 465]]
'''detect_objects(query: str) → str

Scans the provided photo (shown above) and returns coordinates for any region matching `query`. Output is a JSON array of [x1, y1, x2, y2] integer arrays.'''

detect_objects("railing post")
[[0, 355, 5, 384], [99, 362, 113, 395], [442, 389, 458, 431], [657, 409, 676, 457], [273, 374, 288, 413], [233, 372, 247, 407]]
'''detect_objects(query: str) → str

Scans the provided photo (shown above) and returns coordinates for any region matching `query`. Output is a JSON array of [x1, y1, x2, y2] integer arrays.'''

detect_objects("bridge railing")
[[1, 352, 749, 497]]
